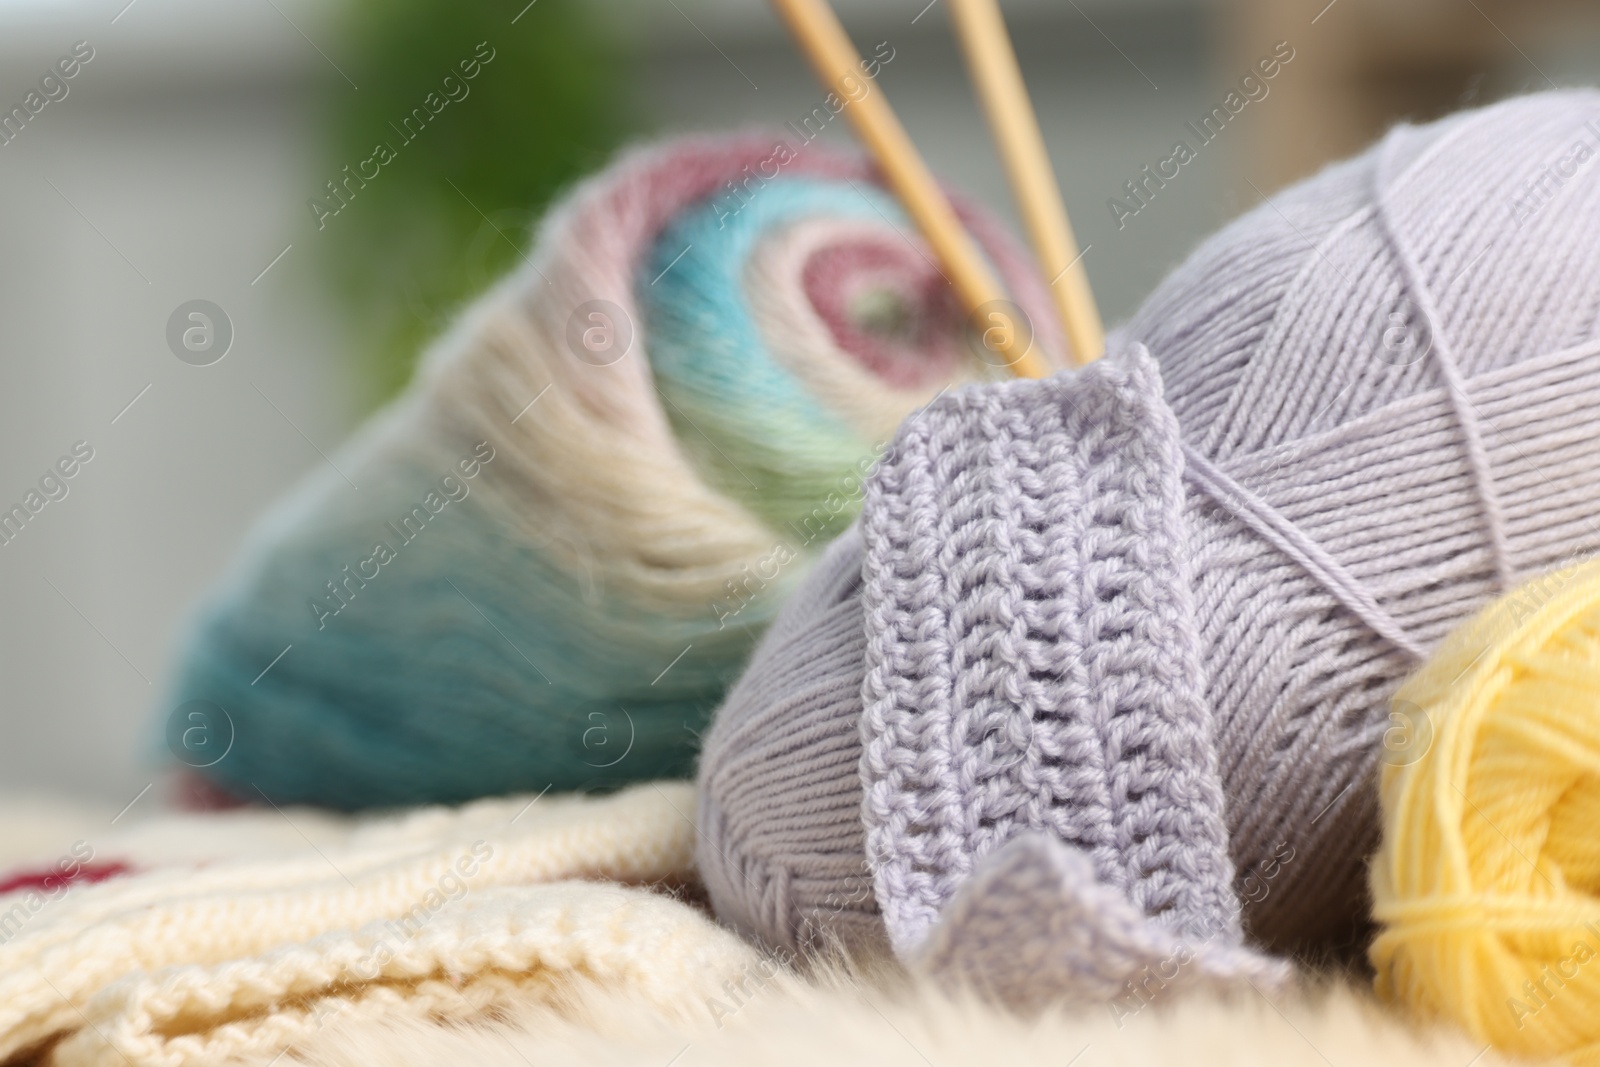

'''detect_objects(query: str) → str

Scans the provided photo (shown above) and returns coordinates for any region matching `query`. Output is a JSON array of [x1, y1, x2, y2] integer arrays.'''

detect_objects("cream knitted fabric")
[[697, 90, 1600, 981], [57, 884, 755, 1067], [0, 784, 763, 1067]]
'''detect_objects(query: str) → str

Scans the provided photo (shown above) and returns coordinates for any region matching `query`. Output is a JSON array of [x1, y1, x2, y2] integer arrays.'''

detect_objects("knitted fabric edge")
[[859, 346, 1242, 963]]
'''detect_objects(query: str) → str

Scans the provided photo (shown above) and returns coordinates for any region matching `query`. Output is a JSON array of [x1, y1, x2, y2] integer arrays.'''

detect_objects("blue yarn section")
[[165, 175, 902, 810], [170, 451, 756, 808], [641, 179, 910, 533]]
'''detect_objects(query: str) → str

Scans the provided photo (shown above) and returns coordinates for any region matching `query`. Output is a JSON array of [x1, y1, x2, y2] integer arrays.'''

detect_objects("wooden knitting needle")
[[768, 0, 1053, 379], [948, 0, 1103, 365]]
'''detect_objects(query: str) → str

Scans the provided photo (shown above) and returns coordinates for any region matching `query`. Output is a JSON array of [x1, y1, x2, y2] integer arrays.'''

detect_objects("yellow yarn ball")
[[1371, 557, 1600, 1065]]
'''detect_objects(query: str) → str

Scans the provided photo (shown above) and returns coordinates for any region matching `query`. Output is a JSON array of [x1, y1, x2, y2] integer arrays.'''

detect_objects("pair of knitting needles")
[[770, 0, 1104, 374]]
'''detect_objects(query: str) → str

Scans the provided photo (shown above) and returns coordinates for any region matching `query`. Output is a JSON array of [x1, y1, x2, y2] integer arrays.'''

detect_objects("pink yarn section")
[[802, 240, 966, 391]]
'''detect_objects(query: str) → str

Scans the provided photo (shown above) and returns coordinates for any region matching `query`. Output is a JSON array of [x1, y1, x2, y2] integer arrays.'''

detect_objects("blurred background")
[[1, 0, 1598, 806]]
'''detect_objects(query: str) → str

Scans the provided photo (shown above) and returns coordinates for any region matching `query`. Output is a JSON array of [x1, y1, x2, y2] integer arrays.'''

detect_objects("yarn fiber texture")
[[0, 783, 763, 1067], [168, 133, 1058, 808], [861, 350, 1238, 958], [1371, 557, 1600, 1066], [920, 832, 1294, 1012], [697, 90, 1600, 982]]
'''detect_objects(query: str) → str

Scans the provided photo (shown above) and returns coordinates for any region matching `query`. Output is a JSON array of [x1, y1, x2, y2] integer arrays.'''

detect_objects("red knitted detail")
[[0, 861, 133, 896]]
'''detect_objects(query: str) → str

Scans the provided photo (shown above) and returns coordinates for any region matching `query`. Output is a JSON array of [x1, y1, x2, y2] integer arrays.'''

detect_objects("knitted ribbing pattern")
[[0, 783, 737, 1066], [695, 90, 1600, 968], [860, 349, 1236, 956], [55, 884, 757, 1067]]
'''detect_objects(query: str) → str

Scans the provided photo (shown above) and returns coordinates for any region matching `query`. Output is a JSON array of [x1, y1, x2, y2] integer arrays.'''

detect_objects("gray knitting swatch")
[[860, 348, 1237, 958], [920, 833, 1292, 1011]]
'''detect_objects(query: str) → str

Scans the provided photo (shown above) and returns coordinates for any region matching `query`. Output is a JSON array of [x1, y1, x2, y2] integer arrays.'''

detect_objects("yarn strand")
[[1180, 443, 1427, 663], [1373, 129, 1515, 594]]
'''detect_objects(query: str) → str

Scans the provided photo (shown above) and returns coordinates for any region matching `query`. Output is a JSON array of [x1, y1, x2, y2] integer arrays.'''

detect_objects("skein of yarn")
[[1371, 557, 1600, 1066], [696, 90, 1600, 982], [167, 133, 1061, 809]]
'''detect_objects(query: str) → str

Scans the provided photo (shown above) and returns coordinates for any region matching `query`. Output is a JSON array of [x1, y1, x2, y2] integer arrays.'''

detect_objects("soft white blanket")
[[289, 971, 1512, 1067]]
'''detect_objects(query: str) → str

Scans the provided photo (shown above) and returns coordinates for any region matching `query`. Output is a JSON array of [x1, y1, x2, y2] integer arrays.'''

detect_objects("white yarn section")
[[414, 224, 780, 614], [0, 784, 739, 1066]]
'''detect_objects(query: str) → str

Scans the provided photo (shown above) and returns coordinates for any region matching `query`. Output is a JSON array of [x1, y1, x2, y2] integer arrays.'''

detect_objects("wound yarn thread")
[[1372, 557, 1600, 1067], [167, 133, 1058, 809], [696, 91, 1600, 982]]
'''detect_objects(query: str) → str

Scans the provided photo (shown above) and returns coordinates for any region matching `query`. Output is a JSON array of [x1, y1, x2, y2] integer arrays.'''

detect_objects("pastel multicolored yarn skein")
[[166, 133, 1060, 809]]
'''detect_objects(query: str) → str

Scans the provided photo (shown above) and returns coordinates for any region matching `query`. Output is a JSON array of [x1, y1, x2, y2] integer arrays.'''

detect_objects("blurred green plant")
[[320, 0, 634, 408]]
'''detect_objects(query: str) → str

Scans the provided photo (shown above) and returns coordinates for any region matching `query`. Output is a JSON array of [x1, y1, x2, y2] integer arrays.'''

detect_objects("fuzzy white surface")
[[284, 972, 1513, 1067]]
